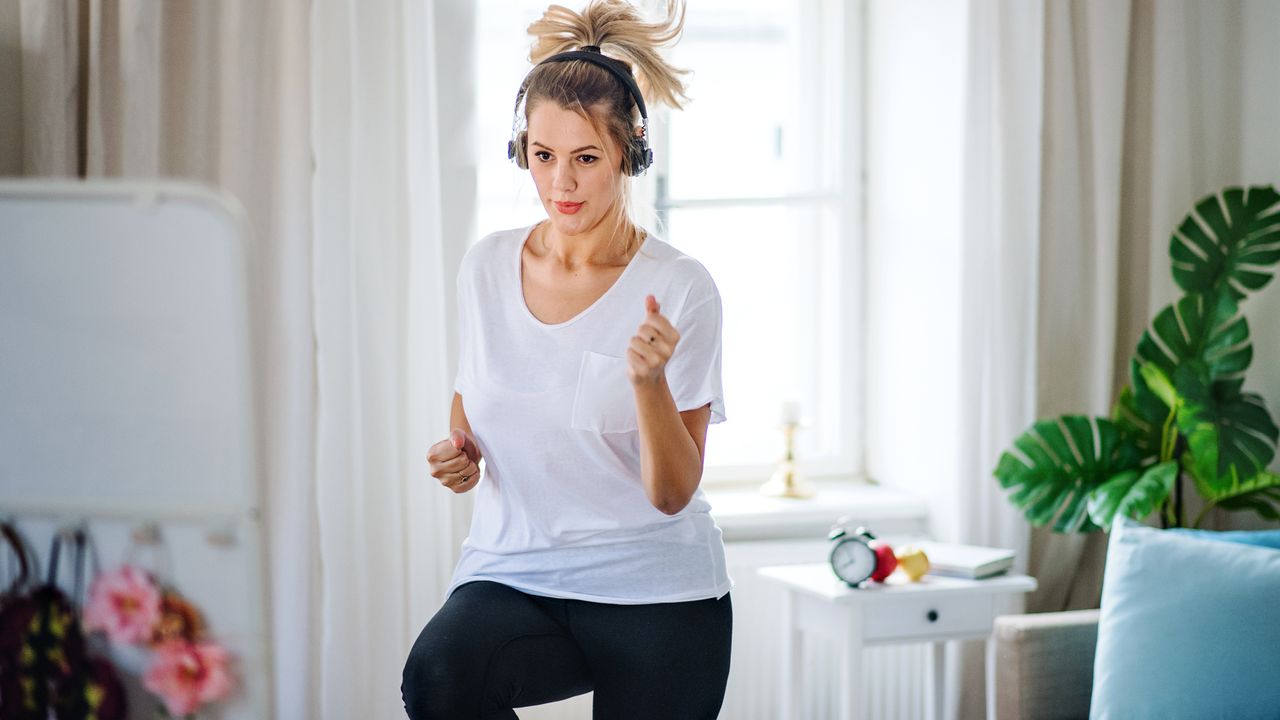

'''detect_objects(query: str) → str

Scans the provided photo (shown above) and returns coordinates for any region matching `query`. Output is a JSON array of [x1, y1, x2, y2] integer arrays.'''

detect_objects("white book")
[[915, 541, 1016, 579]]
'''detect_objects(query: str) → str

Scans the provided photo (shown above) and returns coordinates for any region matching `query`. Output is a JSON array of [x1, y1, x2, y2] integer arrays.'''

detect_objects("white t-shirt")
[[444, 222, 734, 605]]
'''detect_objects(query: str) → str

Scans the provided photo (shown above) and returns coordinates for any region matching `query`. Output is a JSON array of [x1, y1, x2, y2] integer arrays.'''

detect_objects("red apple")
[[871, 542, 898, 582]]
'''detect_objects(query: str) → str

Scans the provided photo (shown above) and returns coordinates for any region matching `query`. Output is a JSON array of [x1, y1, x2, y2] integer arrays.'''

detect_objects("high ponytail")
[[527, 0, 691, 111]]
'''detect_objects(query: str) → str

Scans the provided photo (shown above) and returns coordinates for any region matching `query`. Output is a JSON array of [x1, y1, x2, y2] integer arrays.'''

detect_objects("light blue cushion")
[[1167, 526, 1280, 550], [1090, 517, 1280, 720]]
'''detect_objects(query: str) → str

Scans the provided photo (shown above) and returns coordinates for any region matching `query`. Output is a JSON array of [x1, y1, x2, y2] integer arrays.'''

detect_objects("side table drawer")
[[863, 593, 993, 642]]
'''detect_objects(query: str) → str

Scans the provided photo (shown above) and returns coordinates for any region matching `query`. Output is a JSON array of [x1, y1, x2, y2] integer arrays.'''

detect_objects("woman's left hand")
[[627, 294, 680, 386]]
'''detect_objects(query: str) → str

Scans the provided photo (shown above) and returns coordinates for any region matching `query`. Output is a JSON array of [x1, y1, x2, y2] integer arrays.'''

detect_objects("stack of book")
[[915, 541, 1016, 579]]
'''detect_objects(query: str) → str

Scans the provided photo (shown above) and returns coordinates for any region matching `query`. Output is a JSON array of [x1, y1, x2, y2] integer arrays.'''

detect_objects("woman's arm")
[[629, 293, 715, 515], [633, 381, 711, 514]]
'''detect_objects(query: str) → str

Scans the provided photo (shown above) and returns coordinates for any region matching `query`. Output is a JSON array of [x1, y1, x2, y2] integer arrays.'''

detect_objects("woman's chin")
[[547, 214, 594, 236]]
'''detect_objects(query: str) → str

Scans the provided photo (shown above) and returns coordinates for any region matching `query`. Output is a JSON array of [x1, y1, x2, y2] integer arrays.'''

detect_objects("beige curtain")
[[5, 1, 478, 717]]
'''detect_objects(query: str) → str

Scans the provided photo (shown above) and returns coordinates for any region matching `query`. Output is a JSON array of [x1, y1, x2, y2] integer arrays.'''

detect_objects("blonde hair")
[[520, 0, 690, 259]]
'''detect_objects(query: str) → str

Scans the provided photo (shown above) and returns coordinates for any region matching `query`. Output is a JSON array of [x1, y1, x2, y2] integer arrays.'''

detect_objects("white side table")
[[758, 563, 1037, 720]]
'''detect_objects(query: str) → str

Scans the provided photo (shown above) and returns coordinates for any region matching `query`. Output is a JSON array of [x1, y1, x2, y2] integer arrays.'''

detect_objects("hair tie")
[[580, 45, 602, 53]]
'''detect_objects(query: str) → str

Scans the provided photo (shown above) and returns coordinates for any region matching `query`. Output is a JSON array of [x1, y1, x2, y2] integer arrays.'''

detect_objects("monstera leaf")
[[1112, 360, 1169, 461], [1135, 289, 1252, 385], [1211, 471, 1280, 521], [995, 416, 1143, 532], [1087, 460, 1178, 530], [1115, 288, 1253, 461], [1170, 185, 1280, 299], [1173, 361, 1278, 493]]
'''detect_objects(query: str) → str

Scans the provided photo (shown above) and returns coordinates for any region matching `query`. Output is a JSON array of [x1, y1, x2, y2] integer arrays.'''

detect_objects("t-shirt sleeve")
[[665, 289, 727, 424]]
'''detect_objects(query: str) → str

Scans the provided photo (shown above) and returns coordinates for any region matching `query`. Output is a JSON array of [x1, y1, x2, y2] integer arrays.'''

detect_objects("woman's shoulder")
[[641, 233, 721, 307], [472, 223, 533, 256], [460, 223, 535, 275]]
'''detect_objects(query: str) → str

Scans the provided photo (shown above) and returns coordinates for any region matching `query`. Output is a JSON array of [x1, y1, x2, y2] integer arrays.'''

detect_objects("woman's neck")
[[535, 218, 637, 269]]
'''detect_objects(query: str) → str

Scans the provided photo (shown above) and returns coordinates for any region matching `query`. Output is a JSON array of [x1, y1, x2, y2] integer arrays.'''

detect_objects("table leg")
[[779, 590, 803, 720], [837, 605, 864, 720], [928, 640, 946, 720]]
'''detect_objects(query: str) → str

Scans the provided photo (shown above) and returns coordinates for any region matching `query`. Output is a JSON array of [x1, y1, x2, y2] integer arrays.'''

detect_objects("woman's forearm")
[[633, 376, 702, 515]]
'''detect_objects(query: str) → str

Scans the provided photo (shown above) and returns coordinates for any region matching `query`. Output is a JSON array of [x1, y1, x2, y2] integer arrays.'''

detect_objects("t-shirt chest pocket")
[[570, 350, 639, 434]]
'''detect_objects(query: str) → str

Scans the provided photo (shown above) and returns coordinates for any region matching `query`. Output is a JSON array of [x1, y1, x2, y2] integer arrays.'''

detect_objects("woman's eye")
[[534, 151, 551, 162], [578, 155, 597, 165]]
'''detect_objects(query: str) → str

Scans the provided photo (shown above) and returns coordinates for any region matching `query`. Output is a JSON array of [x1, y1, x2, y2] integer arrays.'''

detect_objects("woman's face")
[[525, 102, 624, 238]]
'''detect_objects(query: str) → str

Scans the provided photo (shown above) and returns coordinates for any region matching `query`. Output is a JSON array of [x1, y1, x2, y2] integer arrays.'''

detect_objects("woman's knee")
[[401, 623, 480, 719]]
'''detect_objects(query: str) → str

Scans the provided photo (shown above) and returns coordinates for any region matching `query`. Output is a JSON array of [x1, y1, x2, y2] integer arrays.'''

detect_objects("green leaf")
[[1135, 289, 1252, 383], [1138, 362, 1177, 408], [1112, 380, 1164, 461], [1170, 185, 1280, 299], [1087, 460, 1178, 530], [1174, 361, 1278, 492], [994, 416, 1143, 533], [1122, 288, 1254, 464], [1198, 471, 1280, 524]]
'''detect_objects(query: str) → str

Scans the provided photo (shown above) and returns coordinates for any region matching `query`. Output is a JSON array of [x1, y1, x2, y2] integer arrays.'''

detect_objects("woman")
[[401, 2, 732, 718]]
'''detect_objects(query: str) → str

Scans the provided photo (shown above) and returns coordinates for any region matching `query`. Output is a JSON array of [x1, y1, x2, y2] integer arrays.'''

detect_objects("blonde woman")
[[402, 2, 731, 717]]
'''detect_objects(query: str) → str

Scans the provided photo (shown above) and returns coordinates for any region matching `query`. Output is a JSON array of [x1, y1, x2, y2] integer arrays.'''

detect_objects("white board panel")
[[0, 180, 272, 720]]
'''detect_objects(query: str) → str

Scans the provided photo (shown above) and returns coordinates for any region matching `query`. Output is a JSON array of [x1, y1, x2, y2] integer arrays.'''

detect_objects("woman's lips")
[[554, 201, 584, 215]]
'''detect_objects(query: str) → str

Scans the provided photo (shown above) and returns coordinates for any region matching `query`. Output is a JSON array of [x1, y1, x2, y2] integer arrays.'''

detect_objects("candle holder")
[[760, 420, 815, 498]]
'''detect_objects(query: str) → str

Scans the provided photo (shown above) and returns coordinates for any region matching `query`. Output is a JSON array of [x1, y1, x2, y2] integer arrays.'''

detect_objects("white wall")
[[863, 0, 968, 543]]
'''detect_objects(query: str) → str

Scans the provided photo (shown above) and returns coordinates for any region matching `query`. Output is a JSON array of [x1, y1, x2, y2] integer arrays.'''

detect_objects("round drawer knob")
[[926, 609, 939, 623]]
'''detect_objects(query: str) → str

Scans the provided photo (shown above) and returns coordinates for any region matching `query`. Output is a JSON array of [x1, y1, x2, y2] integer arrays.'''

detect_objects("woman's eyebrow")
[[530, 141, 601, 153]]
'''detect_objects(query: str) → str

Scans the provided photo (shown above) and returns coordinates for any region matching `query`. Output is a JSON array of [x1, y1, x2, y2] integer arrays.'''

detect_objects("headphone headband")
[[536, 48, 649, 122]]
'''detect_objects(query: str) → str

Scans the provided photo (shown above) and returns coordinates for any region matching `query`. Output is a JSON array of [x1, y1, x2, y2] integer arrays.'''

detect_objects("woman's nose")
[[552, 162, 575, 191]]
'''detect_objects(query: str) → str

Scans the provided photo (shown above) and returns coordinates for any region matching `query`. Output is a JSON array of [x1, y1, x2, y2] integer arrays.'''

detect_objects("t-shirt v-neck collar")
[[515, 222, 651, 330]]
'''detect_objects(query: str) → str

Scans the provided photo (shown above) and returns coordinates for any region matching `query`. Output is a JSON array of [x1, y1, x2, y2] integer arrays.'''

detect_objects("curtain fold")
[[1025, 0, 1134, 616], [954, 2, 1045, 716], [16, 0, 80, 176]]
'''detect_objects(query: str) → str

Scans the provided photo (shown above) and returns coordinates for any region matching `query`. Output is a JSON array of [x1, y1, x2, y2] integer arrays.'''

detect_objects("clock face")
[[830, 537, 877, 586]]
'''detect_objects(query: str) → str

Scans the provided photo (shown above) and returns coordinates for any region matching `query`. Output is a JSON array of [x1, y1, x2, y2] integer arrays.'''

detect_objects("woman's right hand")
[[429, 428, 482, 493]]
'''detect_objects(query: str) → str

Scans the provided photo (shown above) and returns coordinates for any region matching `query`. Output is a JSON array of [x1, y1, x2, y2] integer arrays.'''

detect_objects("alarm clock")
[[828, 523, 898, 587]]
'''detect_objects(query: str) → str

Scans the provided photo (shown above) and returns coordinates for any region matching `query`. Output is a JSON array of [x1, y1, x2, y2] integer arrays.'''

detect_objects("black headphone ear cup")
[[627, 138, 650, 176], [511, 130, 528, 169]]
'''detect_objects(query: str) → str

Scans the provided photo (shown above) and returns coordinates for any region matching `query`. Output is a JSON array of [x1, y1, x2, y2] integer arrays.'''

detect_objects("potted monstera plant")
[[995, 184, 1280, 531]]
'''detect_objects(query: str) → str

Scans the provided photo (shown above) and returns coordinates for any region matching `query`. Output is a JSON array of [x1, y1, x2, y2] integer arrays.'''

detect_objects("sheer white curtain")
[[954, 2, 1045, 717], [310, 0, 476, 716], [9, 1, 477, 717]]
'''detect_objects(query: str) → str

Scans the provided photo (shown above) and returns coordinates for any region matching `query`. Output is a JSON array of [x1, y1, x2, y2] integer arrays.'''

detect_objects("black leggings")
[[401, 580, 733, 719]]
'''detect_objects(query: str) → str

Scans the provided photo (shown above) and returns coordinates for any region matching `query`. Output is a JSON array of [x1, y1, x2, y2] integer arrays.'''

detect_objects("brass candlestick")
[[760, 420, 815, 498]]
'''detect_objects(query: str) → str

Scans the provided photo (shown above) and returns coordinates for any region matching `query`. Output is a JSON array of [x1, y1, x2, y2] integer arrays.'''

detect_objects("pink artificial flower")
[[83, 564, 163, 645], [143, 639, 236, 717]]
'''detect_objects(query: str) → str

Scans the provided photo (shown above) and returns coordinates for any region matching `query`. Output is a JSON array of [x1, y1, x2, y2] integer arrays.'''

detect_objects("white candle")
[[780, 399, 801, 425]]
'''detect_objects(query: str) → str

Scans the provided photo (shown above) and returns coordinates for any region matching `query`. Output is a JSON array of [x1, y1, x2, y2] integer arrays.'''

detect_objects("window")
[[475, 0, 864, 484]]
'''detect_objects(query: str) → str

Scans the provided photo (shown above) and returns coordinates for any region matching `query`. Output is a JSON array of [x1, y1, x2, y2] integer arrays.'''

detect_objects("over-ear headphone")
[[506, 45, 653, 177]]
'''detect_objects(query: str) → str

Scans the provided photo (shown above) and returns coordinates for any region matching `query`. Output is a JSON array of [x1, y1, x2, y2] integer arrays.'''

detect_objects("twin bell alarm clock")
[[828, 518, 898, 587]]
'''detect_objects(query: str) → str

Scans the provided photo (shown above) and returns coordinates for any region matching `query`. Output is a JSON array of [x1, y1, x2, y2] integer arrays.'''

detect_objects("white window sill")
[[704, 478, 929, 542]]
